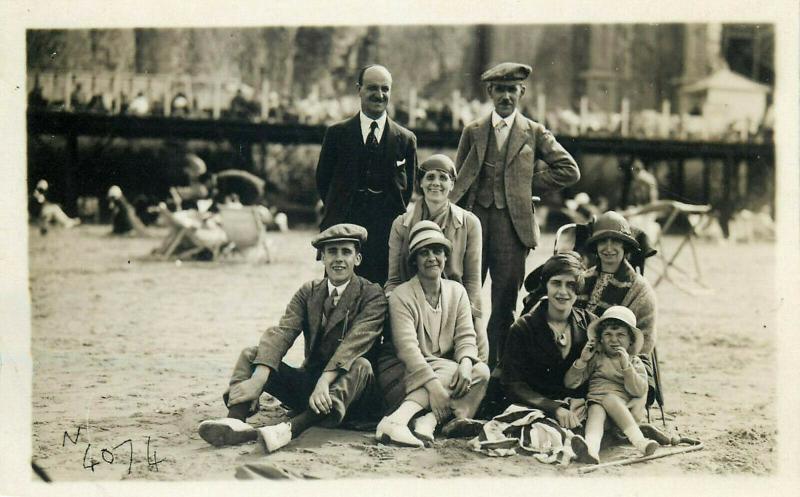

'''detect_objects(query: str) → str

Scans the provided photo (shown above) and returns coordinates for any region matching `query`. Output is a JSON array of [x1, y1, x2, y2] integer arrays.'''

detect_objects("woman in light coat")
[[384, 154, 487, 362], [376, 221, 490, 447]]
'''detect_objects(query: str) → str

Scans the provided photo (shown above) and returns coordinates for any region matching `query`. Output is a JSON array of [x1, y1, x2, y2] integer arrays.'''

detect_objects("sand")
[[28, 225, 776, 480]]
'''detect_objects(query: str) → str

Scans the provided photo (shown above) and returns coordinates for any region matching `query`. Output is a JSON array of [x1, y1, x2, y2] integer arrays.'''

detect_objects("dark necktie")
[[323, 288, 338, 319], [366, 121, 379, 150]]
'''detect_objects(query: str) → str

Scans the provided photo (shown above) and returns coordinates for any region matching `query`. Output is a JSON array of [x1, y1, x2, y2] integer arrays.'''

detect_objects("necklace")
[[548, 320, 570, 347]]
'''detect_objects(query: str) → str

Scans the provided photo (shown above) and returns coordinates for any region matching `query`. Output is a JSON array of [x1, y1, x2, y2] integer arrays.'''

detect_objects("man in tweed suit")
[[198, 224, 387, 453], [449, 62, 581, 368]]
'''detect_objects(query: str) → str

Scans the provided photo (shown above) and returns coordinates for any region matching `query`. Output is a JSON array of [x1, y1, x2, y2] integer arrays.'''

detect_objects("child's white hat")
[[587, 306, 644, 355]]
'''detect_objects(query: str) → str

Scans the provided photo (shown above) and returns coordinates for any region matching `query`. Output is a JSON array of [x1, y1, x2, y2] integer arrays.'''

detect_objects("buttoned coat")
[[449, 113, 580, 248], [253, 275, 387, 373], [316, 114, 417, 230]]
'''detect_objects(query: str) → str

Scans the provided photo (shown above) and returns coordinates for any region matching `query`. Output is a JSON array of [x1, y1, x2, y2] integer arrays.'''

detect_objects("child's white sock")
[[623, 425, 658, 456]]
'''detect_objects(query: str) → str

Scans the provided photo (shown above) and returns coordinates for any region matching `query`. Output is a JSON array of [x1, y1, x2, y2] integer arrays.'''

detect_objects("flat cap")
[[312, 223, 368, 249], [481, 62, 532, 83]]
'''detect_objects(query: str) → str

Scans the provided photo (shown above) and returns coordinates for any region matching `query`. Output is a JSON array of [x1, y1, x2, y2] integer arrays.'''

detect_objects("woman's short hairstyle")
[[538, 251, 586, 293]]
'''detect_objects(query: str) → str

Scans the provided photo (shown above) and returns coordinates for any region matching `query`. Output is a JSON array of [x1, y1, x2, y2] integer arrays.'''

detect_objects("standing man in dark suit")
[[316, 64, 418, 286], [197, 224, 387, 453], [449, 63, 581, 368]]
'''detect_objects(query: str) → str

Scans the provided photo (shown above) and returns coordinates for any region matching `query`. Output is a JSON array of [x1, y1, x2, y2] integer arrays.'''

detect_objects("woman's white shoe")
[[411, 412, 437, 446], [375, 417, 424, 448]]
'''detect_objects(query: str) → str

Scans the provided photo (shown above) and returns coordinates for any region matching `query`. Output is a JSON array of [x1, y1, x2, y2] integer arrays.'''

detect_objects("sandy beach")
[[29, 224, 776, 480]]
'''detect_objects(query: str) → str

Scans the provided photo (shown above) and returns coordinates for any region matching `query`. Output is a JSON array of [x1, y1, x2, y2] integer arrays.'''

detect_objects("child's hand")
[[613, 347, 630, 369], [579, 338, 595, 363]]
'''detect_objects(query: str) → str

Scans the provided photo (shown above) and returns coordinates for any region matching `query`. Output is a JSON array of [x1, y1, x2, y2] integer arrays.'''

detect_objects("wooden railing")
[[27, 110, 775, 224]]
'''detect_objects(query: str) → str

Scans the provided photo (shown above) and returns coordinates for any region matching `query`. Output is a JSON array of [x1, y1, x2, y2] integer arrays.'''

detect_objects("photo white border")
[[2, 1, 798, 496]]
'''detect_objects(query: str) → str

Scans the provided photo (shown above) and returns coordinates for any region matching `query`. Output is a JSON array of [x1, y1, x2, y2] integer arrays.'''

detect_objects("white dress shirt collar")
[[359, 111, 387, 144], [491, 109, 517, 129], [327, 278, 351, 300]]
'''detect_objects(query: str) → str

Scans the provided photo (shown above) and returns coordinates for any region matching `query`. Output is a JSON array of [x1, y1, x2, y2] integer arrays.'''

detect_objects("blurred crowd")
[[30, 154, 289, 261], [28, 78, 773, 144]]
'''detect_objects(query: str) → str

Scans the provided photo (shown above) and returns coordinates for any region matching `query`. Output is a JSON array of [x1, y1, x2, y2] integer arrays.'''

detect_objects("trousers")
[[224, 346, 383, 426], [471, 204, 529, 368]]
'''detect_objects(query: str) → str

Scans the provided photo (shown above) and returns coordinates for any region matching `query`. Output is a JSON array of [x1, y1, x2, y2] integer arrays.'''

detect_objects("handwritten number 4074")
[[63, 426, 165, 474]]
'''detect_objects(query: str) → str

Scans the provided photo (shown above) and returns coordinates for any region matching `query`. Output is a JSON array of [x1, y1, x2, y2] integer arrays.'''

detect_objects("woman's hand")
[[449, 358, 473, 399], [425, 379, 452, 423], [554, 406, 580, 429], [579, 338, 596, 363]]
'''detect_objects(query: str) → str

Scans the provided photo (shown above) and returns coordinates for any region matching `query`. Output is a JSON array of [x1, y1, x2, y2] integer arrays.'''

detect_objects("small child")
[[564, 305, 658, 464]]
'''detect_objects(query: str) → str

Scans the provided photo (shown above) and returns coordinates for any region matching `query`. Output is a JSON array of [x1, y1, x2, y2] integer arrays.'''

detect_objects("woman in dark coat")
[[501, 252, 595, 429]]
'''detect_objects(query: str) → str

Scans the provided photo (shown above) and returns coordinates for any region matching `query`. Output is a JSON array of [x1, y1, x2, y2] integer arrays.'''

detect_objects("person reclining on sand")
[[29, 179, 80, 233], [151, 201, 228, 258], [107, 186, 148, 236], [198, 223, 387, 453]]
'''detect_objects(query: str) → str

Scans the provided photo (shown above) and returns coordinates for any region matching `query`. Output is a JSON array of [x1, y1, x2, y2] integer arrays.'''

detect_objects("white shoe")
[[411, 412, 437, 446], [636, 439, 659, 457], [198, 418, 257, 447], [375, 417, 424, 448], [257, 422, 292, 453]]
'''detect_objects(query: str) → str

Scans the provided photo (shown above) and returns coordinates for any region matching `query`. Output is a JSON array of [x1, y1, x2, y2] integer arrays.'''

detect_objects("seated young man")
[[198, 223, 387, 452]]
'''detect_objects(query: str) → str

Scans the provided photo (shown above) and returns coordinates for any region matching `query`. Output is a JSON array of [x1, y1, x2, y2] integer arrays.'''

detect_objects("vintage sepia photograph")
[[2, 1, 799, 495]]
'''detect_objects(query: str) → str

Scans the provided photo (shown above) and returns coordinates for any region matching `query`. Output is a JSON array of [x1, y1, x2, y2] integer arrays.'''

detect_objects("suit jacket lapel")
[[505, 113, 530, 164], [307, 280, 328, 351], [474, 116, 491, 166], [384, 118, 399, 165], [348, 113, 363, 150], [325, 277, 360, 332]]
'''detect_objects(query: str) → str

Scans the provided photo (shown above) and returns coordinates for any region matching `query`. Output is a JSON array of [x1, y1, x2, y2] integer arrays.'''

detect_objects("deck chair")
[[217, 206, 271, 263], [621, 200, 714, 296], [521, 219, 666, 426]]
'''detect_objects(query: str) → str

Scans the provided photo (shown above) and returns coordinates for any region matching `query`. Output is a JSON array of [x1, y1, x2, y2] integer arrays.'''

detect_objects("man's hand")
[[308, 371, 339, 415], [425, 379, 452, 423], [228, 367, 270, 406], [554, 406, 580, 429], [449, 358, 473, 399]]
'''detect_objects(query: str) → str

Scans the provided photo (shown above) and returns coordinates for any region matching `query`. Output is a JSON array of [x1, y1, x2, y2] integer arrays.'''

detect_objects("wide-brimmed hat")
[[407, 220, 452, 264], [586, 211, 639, 251], [312, 223, 368, 250], [587, 306, 644, 355]]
